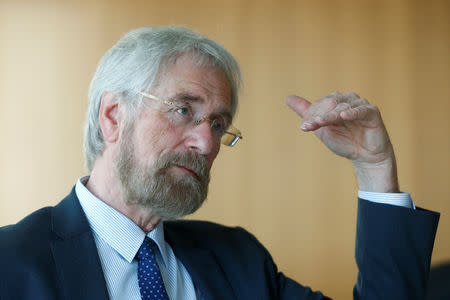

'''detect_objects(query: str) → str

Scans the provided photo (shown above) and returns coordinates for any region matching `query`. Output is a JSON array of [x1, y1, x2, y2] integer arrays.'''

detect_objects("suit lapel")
[[165, 225, 237, 300], [50, 190, 237, 299], [50, 189, 109, 300]]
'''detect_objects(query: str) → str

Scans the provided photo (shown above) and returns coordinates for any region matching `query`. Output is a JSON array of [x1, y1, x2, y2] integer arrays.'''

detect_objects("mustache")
[[154, 152, 210, 183]]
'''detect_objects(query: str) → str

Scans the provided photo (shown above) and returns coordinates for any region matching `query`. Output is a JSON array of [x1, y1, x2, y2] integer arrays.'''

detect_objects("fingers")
[[340, 104, 379, 123], [285, 95, 311, 118], [296, 92, 379, 131]]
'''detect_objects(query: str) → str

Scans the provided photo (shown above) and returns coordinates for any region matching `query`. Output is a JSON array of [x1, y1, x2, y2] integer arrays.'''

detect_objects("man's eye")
[[174, 106, 190, 116], [211, 119, 226, 132]]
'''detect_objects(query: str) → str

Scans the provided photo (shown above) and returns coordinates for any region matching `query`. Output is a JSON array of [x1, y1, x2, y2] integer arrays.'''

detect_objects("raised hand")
[[286, 92, 399, 193]]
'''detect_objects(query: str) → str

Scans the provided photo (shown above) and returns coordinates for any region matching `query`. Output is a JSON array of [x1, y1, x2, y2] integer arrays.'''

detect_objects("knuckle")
[[368, 104, 380, 115], [318, 97, 338, 108], [360, 98, 369, 104], [328, 91, 343, 102], [346, 92, 360, 99], [339, 102, 351, 109], [329, 98, 339, 106]]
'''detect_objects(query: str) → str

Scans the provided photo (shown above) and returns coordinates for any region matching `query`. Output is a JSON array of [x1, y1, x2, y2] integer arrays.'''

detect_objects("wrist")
[[352, 154, 399, 193]]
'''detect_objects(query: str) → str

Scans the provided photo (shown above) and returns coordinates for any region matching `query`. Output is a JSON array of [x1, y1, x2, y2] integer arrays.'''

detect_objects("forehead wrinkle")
[[173, 77, 229, 101]]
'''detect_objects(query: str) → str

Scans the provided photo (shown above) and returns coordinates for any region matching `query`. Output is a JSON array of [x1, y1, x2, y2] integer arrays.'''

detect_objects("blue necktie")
[[137, 237, 170, 300]]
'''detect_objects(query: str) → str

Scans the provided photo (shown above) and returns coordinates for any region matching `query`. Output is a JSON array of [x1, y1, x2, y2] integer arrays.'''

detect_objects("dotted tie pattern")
[[137, 237, 170, 300]]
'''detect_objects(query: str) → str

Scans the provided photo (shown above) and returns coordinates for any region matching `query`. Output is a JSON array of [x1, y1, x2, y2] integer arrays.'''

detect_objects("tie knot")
[[137, 237, 158, 261]]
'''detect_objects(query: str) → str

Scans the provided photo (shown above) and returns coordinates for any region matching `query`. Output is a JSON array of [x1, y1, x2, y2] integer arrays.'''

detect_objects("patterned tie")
[[137, 237, 170, 300]]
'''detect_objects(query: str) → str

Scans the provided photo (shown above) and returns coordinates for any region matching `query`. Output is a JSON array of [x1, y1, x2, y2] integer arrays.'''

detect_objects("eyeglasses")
[[139, 91, 243, 147]]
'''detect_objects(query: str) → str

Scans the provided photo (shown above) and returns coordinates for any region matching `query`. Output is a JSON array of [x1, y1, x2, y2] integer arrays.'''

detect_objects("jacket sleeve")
[[238, 198, 439, 299], [353, 198, 439, 300]]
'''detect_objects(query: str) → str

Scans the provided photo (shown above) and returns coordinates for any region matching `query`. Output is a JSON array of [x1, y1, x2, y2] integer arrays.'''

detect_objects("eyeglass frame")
[[138, 91, 243, 147]]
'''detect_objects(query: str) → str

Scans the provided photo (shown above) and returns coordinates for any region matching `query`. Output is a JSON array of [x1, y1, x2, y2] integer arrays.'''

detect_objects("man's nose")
[[185, 120, 217, 156]]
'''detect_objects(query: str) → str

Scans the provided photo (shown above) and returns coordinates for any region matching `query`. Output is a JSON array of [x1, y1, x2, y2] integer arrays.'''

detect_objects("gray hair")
[[84, 26, 242, 171]]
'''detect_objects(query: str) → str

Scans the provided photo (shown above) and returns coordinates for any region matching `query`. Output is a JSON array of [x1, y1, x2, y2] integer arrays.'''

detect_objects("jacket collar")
[[50, 188, 109, 300]]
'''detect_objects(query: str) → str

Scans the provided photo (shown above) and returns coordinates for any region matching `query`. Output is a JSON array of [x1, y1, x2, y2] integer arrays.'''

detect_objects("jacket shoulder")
[[0, 206, 54, 249], [164, 219, 263, 250], [0, 199, 71, 299]]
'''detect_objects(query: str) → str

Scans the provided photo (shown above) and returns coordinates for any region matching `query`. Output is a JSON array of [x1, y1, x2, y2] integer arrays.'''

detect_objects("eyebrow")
[[171, 92, 233, 123], [171, 93, 202, 103]]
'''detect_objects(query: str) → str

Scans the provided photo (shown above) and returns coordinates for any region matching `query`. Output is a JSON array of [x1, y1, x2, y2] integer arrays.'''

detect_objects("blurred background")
[[0, 0, 449, 298]]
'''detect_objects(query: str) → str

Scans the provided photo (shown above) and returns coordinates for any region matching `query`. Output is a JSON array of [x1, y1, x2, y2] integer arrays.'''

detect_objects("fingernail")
[[301, 121, 312, 130]]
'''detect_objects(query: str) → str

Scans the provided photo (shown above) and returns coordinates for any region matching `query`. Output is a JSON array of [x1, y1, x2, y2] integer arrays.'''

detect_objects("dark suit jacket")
[[0, 188, 439, 299]]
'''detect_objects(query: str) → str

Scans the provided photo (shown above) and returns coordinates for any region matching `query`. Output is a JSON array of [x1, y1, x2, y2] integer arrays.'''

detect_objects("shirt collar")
[[75, 176, 169, 266]]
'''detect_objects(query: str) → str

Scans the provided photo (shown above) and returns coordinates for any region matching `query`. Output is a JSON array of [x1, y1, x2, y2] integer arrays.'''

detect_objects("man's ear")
[[99, 92, 121, 143]]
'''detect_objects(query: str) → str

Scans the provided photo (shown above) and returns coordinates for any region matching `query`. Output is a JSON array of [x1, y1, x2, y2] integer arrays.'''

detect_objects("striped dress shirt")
[[76, 176, 198, 300]]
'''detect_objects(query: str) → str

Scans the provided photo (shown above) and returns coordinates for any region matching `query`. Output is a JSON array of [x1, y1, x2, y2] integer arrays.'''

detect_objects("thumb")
[[285, 95, 311, 119]]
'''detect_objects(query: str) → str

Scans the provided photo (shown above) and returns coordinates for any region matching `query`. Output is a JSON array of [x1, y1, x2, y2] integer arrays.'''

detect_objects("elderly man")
[[0, 27, 439, 300]]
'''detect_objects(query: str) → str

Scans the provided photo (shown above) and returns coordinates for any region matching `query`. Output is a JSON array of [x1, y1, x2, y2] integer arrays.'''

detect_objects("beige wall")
[[1, 0, 449, 298]]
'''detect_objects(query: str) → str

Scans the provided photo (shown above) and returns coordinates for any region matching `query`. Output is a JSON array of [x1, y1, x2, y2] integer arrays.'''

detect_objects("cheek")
[[133, 118, 184, 160]]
